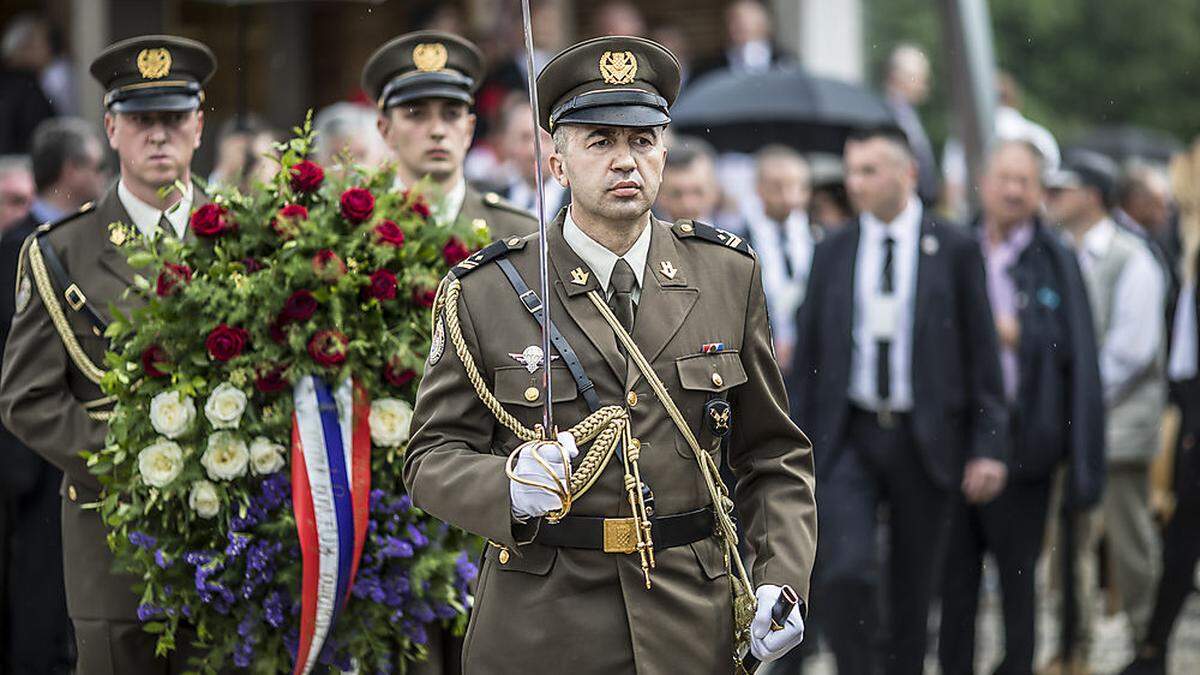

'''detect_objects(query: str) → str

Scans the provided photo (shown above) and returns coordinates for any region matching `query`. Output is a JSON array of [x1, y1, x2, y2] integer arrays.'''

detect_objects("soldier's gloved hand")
[[509, 431, 578, 521], [749, 584, 805, 662]]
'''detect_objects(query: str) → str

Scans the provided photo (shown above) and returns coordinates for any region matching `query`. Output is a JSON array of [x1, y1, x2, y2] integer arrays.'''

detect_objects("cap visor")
[[556, 104, 670, 129], [384, 85, 473, 109], [110, 93, 201, 113]]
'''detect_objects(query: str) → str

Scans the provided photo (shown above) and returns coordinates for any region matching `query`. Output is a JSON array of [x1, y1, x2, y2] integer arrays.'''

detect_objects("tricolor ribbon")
[[291, 376, 372, 675]]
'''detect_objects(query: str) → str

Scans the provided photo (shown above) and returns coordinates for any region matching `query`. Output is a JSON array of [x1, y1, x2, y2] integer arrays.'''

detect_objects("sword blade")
[[520, 0, 553, 438]]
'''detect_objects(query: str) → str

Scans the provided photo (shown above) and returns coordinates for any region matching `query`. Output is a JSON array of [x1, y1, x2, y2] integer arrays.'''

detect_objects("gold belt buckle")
[[602, 517, 638, 554]]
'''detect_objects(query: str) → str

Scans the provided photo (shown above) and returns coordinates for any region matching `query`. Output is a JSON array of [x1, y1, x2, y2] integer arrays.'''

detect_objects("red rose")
[[412, 287, 437, 308], [385, 358, 417, 388], [311, 250, 346, 282], [412, 198, 432, 219], [254, 364, 289, 394], [290, 160, 325, 193], [308, 330, 348, 367], [283, 289, 318, 322], [190, 203, 234, 237], [340, 188, 375, 224], [273, 204, 309, 238], [241, 257, 264, 273], [442, 237, 471, 267], [268, 318, 289, 345], [206, 324, 249, 362], [365, 269, 398, 301], [140, 345, 170, 378], [155, 262, 192, 297], [373, 220, 405, 247]]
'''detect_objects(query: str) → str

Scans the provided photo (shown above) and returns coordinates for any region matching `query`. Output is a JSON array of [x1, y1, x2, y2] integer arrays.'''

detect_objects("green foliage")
[[865, 0, 1200, 148]]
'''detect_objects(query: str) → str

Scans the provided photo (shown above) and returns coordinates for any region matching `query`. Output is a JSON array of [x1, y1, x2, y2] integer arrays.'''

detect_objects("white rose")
[[369, 398, 413, 447], [204, 382, 248, 430], [201, 431, 250, 481], [249, 436, 286, 475], [149, 390, 196, 439], [189, 480, 221, 518], [137, 439, 184, 487]]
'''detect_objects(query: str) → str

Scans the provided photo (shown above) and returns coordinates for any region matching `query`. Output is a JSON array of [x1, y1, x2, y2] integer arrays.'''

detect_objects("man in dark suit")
[[790, 126, 1007, 675], [939, 140, 1105, 675], [0, 116, 106, 674], [691, 0, 794, 81]]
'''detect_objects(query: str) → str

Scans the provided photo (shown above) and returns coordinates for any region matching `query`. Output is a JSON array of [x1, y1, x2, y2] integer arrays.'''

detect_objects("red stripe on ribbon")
[[291, 414, 320, 675], [346, 380, 373, 599]]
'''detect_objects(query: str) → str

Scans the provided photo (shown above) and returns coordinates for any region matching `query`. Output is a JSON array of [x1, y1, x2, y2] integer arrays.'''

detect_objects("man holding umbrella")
[[404, 34, 816, 672]]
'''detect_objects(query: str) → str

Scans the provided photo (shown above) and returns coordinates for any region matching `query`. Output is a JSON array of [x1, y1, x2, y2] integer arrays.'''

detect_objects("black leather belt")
[[533, 507, 714, 554]]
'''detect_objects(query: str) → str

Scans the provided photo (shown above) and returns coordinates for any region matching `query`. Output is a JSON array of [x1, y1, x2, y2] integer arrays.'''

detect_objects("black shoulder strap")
[[495, 258, 602, 413], [449, 238, 525, 280], [674, 220, 755, 258], [35, 233, 108, 334]]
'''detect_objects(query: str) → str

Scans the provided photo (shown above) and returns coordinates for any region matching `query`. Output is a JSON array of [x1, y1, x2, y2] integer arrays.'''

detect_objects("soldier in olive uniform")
[[363, 31, 536, 242], [0, 35, 215, 674], [405, 36, 817, 673]]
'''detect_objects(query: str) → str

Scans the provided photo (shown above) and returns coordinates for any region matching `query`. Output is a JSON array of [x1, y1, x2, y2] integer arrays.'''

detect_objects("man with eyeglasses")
[[0, 35, 215, 674]]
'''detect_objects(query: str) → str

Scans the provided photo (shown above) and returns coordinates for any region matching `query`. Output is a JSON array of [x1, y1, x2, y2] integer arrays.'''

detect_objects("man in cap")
[[0, 34, 215, 674], [363, 31, 536, 242], [404, 36, 816, 672], [1046, 149, 1167, 671]]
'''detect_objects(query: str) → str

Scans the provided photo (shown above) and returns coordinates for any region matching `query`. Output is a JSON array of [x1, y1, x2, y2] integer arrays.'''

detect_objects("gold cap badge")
[[137, 48, 172, 79], [413, 43, 449, 72], [599, 51, 638, 85]]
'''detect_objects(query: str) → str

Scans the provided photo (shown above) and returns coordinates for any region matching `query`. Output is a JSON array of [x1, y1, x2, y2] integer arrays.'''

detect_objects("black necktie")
[[158, 213, 174, 239], [608, 258, 638, 333], [777, 220, 795, 279], [877, 236, 896, 404]]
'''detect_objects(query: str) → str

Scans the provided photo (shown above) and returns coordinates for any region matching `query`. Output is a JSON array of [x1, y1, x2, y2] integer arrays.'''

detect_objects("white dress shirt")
[[1078, 217, 1166, 403], [729, 41, 773, 73], [563, 207, 651, 305], [117, 180, 193, 239], [1169, 279, 1198, 382], [849, 196, 922, 412], [744, 207, 815, 348]]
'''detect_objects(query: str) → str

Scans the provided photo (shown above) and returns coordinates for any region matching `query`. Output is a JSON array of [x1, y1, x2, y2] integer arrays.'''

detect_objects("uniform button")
[[712, 372, 724, 388], [67, 485, 77, 502], [680, 223, 694, 233], [626, 391, 638, 407], [499, 549, 511, 564], [524, 387, 540, 402], [507, 237, 521, 247], [485, 192, 500, 205]]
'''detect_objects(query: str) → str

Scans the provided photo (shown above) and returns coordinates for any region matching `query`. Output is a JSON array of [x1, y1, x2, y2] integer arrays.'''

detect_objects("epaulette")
[[35, 201, 95, 234], [448, 236, 527, 279], [672, 219, 754, 258], [483, 191, 538, 221]]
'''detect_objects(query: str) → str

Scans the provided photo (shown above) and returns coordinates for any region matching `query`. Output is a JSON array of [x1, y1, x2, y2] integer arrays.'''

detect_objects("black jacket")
[[1001, 218, 1105, 506], [789, 213, 1007, 491]]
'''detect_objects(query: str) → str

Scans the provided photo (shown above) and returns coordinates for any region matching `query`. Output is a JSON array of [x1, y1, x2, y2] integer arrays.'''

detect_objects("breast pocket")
[[672, 351, 747, 458], [492, 365, 580, 448]]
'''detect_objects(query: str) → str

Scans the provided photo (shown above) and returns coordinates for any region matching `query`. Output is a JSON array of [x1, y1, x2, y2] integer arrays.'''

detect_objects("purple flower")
[[129, 531, 157, 549], [406, 524, 429, 548], [264, 590, 286, 628], [455, 551, 479, 583], [380, 536, 413, 559], [137, 603, 164, 622], [154, 549, 173, 569]]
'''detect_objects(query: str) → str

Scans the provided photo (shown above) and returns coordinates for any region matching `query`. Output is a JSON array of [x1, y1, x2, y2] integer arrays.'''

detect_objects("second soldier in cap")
[[362, 31, 536, 242], [0, 35, 218, 674], [405, 36, 817, 672]]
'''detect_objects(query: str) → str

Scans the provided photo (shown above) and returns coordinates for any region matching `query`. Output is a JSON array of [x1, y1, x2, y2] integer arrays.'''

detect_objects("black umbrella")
[[1075, 125, 1183, 164], [672, 67, 895, 154]]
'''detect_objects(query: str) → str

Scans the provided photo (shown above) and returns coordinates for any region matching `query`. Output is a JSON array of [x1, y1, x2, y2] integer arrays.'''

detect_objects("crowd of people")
[[0, 1, 1197, 674]]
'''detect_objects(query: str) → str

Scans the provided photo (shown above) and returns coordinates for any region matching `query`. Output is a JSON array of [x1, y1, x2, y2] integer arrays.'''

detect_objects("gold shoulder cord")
[[27, 239, 107, 385], [585, 290, 758, 670], [435, 277, 628, 500]]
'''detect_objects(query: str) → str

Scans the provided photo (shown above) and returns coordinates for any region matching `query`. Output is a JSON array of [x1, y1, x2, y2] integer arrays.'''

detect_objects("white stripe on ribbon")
[[293, 376, 342, 675]]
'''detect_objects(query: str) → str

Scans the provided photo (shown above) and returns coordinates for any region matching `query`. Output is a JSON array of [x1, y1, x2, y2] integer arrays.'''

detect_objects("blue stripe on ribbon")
[[313, 378, 356, 622]]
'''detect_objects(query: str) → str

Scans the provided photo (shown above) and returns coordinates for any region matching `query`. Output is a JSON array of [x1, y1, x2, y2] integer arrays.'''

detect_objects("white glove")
[[749, 584, 805, 662], [509, 431, 578, 520]]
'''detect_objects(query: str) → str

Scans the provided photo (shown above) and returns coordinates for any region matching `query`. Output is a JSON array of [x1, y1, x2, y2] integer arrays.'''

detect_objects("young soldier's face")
[[550, 124, 666, 224], [379, 99, 475, 184], [105, 110, 203, 190]]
